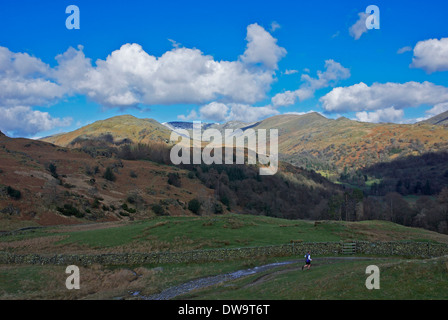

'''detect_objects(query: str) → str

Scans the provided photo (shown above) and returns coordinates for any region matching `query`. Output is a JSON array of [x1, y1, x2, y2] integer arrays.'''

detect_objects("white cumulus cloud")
[[0, 47, 70, 136], [189, 102, 279, 123], [0, 46, 65, 107], [0, 106, 71, 137], [355, 107, 404, 123], [240, 23, 286, 70], [54, 23, 285, 108], [272, 59, 350, 107], [426, 102, 448, 116], [199, 102, 229, 122], [320, 81, 448, 113], [411, 37, 448, 73]]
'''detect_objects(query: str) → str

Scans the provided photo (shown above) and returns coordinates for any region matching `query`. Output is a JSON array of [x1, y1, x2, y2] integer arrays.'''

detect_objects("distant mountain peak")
[[420, 110, 448, 126], [336, 116, 351, 121]]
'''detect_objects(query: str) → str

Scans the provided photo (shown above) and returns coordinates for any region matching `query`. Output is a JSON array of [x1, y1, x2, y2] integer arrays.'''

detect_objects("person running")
[[302, 251, 312, 270]]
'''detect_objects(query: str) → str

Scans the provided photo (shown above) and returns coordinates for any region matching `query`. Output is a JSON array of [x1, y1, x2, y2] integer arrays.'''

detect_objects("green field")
[[1, 254, 447, 300], [178, 256, 448, 300], [2, 214, 448, 300], [2, 214, 448, 255]]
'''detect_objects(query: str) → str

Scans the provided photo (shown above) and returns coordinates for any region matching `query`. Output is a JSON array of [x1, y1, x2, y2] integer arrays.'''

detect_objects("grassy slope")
[[2, 254, 447, 300], [0, 256, 291, 299], [40, 115, 172, 147], [178, 256, 448, 300], [2, 214, 448, 255], [2, 214, 448, 300]]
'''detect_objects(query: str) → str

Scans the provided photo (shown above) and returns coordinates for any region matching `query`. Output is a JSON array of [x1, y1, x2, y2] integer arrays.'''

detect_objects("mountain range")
[[2, 109, 448, 233], [41, 111, 448, 175]]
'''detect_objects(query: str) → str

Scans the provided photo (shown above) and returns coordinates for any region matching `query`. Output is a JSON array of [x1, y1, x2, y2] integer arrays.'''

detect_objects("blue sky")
[[1, 0, 448, 137]]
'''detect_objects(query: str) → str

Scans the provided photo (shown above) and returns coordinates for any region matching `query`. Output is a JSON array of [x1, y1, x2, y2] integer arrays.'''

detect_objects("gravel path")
[[133, 256, 380, 300]]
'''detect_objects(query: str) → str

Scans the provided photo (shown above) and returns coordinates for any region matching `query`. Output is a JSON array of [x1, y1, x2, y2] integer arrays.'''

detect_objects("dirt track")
[[133, 257, 384, 300]]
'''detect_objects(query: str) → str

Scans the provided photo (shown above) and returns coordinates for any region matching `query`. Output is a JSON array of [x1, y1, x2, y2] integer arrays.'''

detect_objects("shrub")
[[103, 167, 116, 182], [130, 171, 138, 178], [48, 163, 58, 179], [121, 203, 136, 214], [127, 195, 136, 204], [6, 186, 21, 200], [214, 203, 223, 214], [151, 204, 165, 216], [220, 195, 230, 208], [167, 172, 181, 187], [92, 198, 100, 209], [57, 204, 84, 218], [188, 198, 201, 215]]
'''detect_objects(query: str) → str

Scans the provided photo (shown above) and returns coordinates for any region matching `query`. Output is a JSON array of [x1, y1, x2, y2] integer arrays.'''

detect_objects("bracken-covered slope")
[[251, 112, 448, 172], [1, 131, 344, 229], [0, 132, 217, 229]]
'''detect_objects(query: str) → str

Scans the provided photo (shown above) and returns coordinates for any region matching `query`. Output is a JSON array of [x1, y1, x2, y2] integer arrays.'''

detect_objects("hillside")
[[0, 132, 219, 229], [159, 113, 448, 176], [2, 214, 448, 300], [41, 115, 172, 148], [250, 113, 448, 173], [1, 132, 344, 229], [40, 113, 448, 177], [420, 110, 448, 126]]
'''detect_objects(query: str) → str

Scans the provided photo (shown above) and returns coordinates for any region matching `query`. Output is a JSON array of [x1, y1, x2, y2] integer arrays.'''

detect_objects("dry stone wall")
[[0, 241, 447, 266]]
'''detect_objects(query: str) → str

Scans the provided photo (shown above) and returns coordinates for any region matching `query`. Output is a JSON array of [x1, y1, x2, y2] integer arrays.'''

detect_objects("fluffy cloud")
[[349, 12, 369, 40], [177, 110, 199, 121], [426, 102, 448, 116], [355, 107, 404, 123], [320, 81, 448, 112], [227, 104, 279, 122], [53, 23, 284, 108], [271, 88, 314, 107], [0, 23, 285, 136], [0, 106, 71, 136], [240, 23, 286, 70], [0, 46, 65, 107], [197, 60, 349, 122], [3, 23, 284, 110], [189, 102, 279, 123], [272, 59, 350, 107], [0, 47, 70, 136], [199, 102, 229, 122], [411, 37, 448, 73]]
